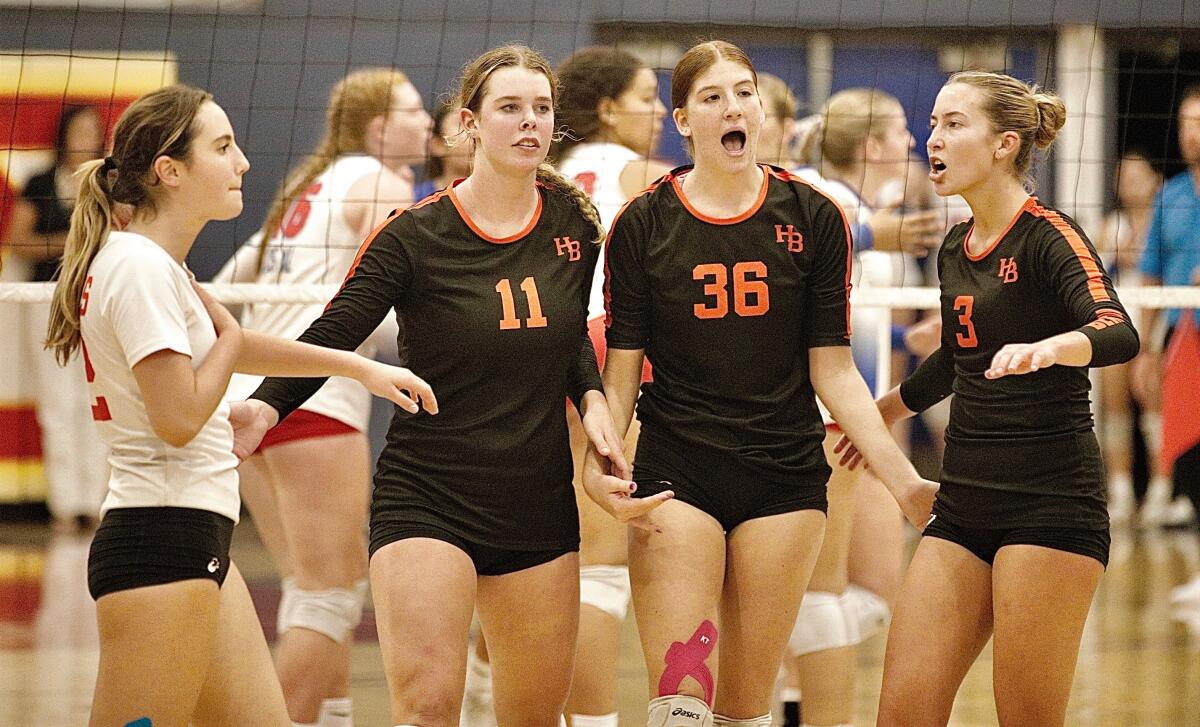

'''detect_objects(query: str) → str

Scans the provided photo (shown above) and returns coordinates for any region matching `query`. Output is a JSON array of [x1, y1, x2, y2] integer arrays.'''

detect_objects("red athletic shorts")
[[255, 410, 358, 454]]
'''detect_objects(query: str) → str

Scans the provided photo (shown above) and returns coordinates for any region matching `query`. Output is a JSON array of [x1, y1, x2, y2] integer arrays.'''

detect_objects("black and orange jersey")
[[605, 164, 851, 480], [899, 197, 1139, 507], [252, 180, 601, 549]]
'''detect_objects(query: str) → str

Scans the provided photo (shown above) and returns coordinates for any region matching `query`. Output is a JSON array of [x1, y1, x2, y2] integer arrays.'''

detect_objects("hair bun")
[[1031, 91, 1066, 149]]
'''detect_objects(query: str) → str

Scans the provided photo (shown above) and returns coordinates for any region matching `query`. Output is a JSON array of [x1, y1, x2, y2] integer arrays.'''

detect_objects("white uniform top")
[[80, 231, 240, 522], [558, 142, 642, 319], [222, 155, 388, 430]]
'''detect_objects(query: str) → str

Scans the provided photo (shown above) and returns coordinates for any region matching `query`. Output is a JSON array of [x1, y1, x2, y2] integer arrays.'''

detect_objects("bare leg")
[[876, 537, 994, 727], [478, 552, 581, 727]]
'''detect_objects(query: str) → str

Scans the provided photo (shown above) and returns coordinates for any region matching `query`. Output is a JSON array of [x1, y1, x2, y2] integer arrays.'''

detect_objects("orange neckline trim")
[[963, 196, 1035, 261], [670, 165, 769, 225], [448, 179, 543, 244]]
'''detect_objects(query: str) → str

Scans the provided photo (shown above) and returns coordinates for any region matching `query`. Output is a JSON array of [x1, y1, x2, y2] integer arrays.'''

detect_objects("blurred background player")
[[3, 104, 109, 532], [415, 101, 472, 200], [214, 67, 430, 727]]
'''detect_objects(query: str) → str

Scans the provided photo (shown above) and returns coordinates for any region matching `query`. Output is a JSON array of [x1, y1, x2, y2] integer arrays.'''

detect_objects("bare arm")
[[344, 168, 415, 239], [132, 318, 243, 448], [810, 345, 937, 528], [618, 159, 673, 199]]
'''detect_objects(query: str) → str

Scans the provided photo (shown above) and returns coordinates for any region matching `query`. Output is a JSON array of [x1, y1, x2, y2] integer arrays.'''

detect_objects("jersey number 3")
[[496, 277, 548, 330], [693, 262, 770, 319], [953, 295, 978, 348], [79, 276, 112, 421]]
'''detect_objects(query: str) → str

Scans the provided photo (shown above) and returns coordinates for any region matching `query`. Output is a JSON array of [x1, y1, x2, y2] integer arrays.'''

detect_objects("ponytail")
[[46, 159, 113, 365], [535, 162, 605, 244]]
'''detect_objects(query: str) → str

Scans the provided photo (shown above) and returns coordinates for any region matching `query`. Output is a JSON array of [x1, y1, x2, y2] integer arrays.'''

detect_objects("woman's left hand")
[[579, 390, 631, 480], [985, 342, 1059, 379]]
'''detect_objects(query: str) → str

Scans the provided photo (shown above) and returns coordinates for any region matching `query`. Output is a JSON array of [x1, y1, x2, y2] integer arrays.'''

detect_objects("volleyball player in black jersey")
[[582, 41, 937, 727], [837, 72, 1140, 726], [235, 45, 638, 727]]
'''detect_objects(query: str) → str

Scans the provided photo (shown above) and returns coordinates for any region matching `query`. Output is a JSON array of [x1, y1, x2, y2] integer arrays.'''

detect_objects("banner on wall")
[[0, 50, 176, 504]]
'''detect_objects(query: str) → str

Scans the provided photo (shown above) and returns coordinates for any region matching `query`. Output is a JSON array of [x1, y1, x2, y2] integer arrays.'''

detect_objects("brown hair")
[[46, 84, 211, 365], [454, 44, 604, 243], [796, 88, 903, 169], [552, 46, 645, 161], [670, 41, 758, 156], [258, 67, 409, 271], [947, 71, 1066, 180]]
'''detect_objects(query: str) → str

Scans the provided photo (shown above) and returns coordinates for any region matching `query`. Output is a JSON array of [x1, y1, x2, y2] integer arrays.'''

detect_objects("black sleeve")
[[604, 201, 651, 350], [1037, 220, 1140, 368], [567, 239, 603, 407], [899, 346, 955, 413], [250, 213, 413, 419], [804, 192, 853, 348]]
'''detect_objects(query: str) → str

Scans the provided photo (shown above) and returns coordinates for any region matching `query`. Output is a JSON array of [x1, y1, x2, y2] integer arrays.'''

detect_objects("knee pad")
[[713, 715, 771, 726], [318, 697, 353, 727], [276, 577, 367, 643], [579, 564, 631, 621], [788, 591, 860, 656], [569, 713, 618, 727], [647, 695, 713, 727], [842, 584, 890, 640]]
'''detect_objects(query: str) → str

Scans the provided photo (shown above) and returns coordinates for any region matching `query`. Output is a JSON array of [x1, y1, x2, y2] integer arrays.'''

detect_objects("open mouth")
[[515, 138, 540, 150], [930, 159, 946, 173], [721, 130, 746, 154]]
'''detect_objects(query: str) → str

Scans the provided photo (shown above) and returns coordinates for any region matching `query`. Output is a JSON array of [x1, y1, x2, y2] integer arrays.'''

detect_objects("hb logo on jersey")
[[555, 236, 581, 262], [774, 224, 804, 252], [998, 257, 1019, 283]]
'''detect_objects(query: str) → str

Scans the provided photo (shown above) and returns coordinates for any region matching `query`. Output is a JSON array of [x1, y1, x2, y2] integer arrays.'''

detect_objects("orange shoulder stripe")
[[1029, 201, 1112, 305]]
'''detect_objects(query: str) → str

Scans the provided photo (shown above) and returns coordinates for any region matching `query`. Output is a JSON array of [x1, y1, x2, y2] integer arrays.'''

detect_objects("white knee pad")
[[648, 695, 713, 727], [570, 712, 619, 727], [789, 591, 860, 656], [579, 564, 631, 621], [318, 697, 353, 727], [842, 584, 891, 640], [713, 714, 771, 726], [276, 577, 368, 644]]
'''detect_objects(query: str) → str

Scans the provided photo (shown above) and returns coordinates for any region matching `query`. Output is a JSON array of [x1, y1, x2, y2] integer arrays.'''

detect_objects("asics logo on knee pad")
[[673, 707, 702, 719]]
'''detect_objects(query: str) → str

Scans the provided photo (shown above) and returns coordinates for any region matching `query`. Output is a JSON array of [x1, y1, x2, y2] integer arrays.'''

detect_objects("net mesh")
[[0, 1, 1198, 507]]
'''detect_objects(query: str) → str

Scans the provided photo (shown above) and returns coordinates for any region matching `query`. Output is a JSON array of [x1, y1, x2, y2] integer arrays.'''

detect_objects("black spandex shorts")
[[370, 520, 575, 577], [923, 512, 1110, 568], [88, 506, 235, 600], [631, 428, 828, 532]]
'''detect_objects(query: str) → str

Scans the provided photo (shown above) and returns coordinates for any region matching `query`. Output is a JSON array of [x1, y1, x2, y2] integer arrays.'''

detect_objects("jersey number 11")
[[496, 277, 548, 330]]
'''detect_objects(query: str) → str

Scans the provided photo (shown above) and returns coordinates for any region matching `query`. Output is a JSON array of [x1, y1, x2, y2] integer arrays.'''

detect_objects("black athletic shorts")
[[631, 428, 828, 532], [88, 506, 235, 600], [370, 520, 575, 577], [924, 487, 1110, 568]]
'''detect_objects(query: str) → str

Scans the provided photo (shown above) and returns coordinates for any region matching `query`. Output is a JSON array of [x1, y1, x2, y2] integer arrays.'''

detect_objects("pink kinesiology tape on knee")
[[658, 619, 718, 706]]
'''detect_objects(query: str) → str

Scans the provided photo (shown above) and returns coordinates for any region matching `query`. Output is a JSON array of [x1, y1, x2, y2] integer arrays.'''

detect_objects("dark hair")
[[47, 84, 212, 365], [424, 99, 457, 180], [54, 105, 102, 169], [1179, 83, 1200, 111], [552, 46, 644, 161]]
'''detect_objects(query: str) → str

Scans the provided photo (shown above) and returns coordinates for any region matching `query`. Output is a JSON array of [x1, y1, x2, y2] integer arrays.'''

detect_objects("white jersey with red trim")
[[80, 231, 241, 522], [558, 142, 642, 319], [224, 155, 390, 430]]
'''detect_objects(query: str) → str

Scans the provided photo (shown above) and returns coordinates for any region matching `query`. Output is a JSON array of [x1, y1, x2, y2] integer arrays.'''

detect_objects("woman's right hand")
[[191, 279, 242, 342], [890, 475, 939, 531], [581, 445, 672, 532], [360, 360, 438, 415]]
